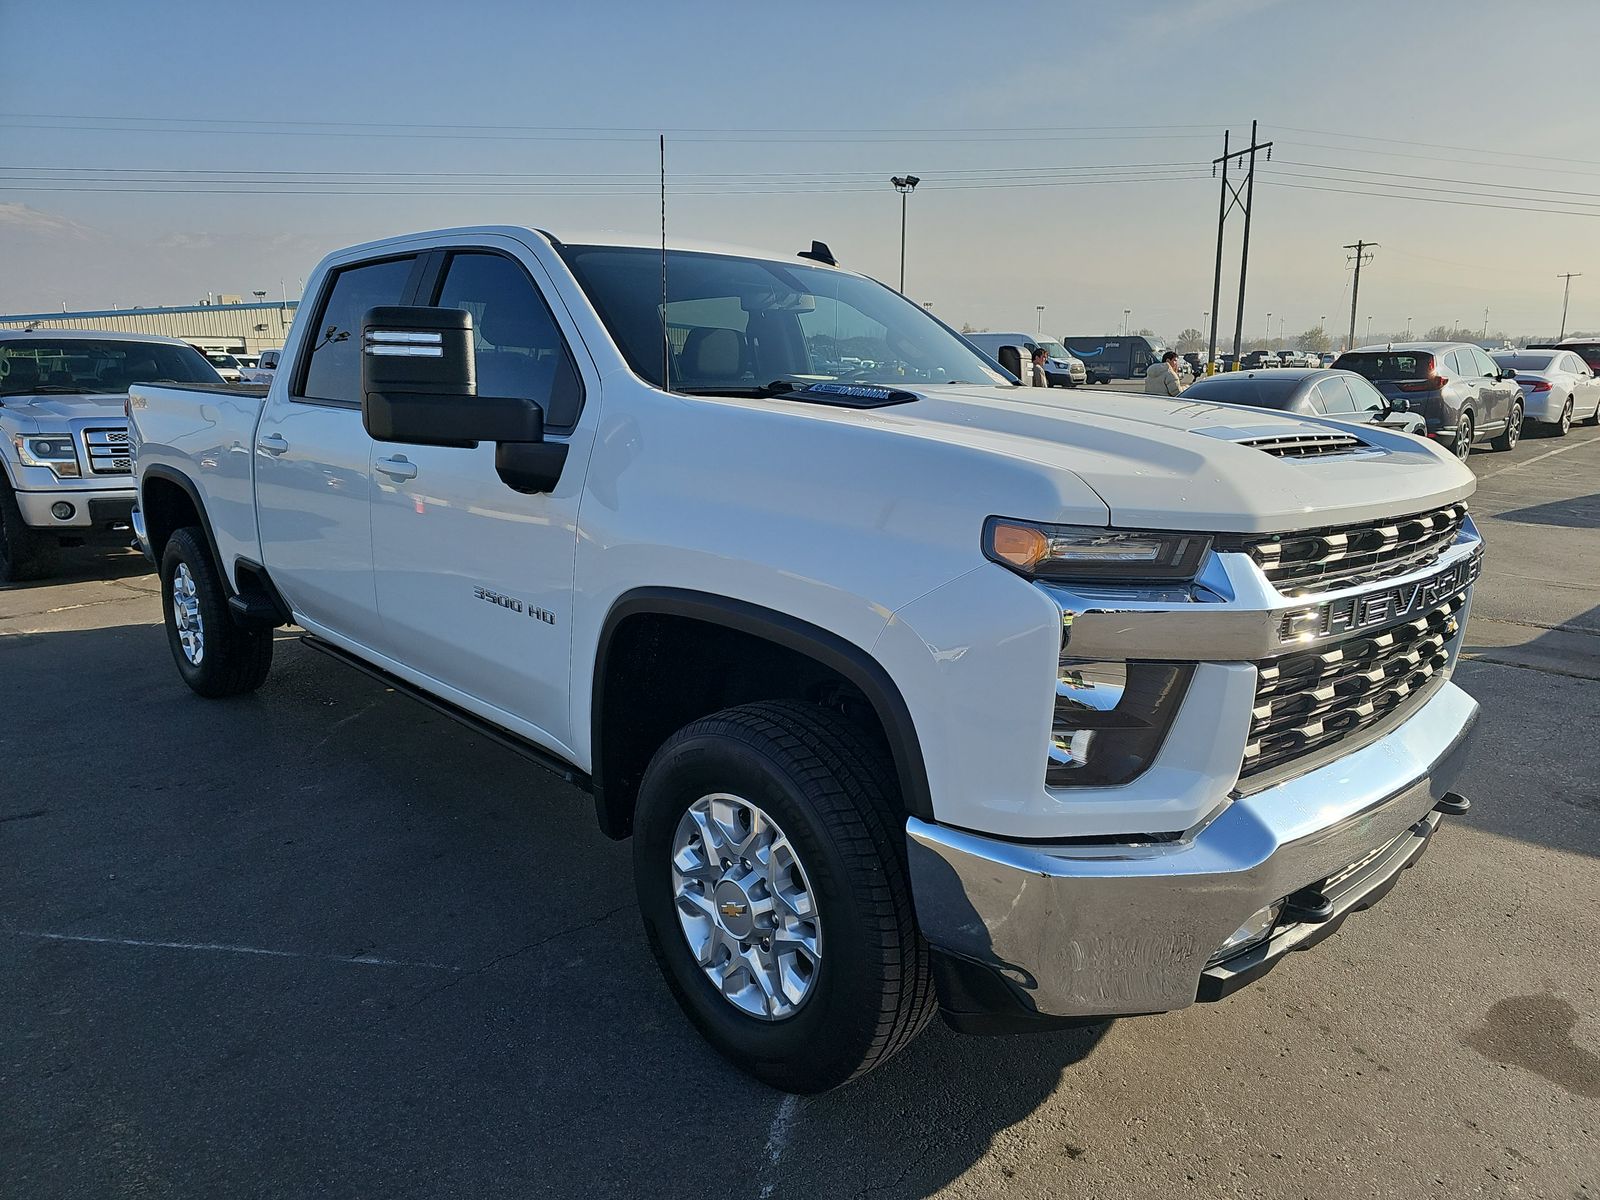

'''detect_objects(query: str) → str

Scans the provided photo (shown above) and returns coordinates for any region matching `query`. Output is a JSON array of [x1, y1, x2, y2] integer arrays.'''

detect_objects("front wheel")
[[633, 700, 935, 1093], [1492, 401, 1523, 451], [160, 527, 273, 697], [0, 476, 59, 583]]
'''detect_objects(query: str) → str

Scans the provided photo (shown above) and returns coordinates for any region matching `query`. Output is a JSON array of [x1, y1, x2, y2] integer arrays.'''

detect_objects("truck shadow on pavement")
[[1490, 491, 1600, 531], [4, 624, 1108, 1200]]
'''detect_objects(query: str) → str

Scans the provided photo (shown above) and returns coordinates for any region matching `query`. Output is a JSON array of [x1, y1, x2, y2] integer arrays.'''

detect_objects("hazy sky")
[[2, 0, 1595, 341]]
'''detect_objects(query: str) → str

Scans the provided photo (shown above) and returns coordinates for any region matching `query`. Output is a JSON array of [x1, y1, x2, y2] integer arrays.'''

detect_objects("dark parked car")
[[1527, 338, 1600, 375], [1332, 341, 1523, 459], [1182, 368, 1426, 435]]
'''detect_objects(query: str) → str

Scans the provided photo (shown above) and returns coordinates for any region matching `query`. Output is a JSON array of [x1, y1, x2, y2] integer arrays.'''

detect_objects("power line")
[[1274, 125, 1600, 170], [1258, 179, 1600, 219]]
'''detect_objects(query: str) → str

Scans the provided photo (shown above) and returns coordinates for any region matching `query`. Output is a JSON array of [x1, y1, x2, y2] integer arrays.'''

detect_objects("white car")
[[129, 225, 1482, 1093], [196, 350, 246, 383], [241, 348, 282, 385], [1490, 348, 1600, 436]]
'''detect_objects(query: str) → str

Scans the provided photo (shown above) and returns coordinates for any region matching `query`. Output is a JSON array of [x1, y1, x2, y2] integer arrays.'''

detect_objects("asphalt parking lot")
[[4, 424, 1598, 1200]]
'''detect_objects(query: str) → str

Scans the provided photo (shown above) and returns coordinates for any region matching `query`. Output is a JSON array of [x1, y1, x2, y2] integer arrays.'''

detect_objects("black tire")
[[159, 527, 272, 697], [633, 700, 936, 1093], [1585, 398, 1600, 427], [1491, 401, 1523, 451], [1452, 411, 1474, 461], [1551, 398, 1573, 437], [0, 475, 60, 583]]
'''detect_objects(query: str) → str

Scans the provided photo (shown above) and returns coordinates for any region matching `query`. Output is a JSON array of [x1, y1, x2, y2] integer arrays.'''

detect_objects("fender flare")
[[139, 464, 233, 594], [592, 587, 934, 823]]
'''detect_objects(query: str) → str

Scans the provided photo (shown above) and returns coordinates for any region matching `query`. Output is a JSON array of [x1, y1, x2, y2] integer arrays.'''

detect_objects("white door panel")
[[370, 444, 580, 750], [255, 400, 377, 640]]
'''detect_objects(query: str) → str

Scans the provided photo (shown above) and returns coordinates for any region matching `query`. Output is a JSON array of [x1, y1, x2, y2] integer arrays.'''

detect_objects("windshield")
[[1335, 351, 1433, 381], [205, 353, 241, 369], [1036, 340, 1072, 360], [0, 339, 221, 395], [1492, 352, 1557, 371], [557, 245, 1007, 392]]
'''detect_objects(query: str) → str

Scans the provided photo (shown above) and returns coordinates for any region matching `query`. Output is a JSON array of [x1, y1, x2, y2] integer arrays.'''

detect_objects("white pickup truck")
[[128, 226, 1484, 1093], [0, 329, 225, 581]]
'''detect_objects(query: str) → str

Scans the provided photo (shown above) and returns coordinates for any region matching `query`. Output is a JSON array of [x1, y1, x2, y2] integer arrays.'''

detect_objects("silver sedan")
[[1490, 349, 1600, 436]]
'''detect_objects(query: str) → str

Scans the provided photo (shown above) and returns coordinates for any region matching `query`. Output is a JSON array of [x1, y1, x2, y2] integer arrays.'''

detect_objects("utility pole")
[[1036, 305, 1045, 337], [1558, 272, 1581, 340], [1344, 240, 1377, 351], [1207, 121, 1273, 372]]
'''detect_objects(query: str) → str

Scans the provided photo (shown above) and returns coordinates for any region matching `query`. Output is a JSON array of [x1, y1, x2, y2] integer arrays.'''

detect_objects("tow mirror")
[[360, 305, 567, 494], [995, 344, 1025, 383]]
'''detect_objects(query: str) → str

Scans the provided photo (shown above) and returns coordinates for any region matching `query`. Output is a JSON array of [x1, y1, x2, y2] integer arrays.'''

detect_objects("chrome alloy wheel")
[[171, 562, 205, 665], [670, 793, 822, 1020]]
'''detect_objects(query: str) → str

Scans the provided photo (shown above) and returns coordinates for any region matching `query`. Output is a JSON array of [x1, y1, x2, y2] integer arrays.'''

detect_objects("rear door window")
[[298, 256, 418, 403], [1313, 377, 1357, 413]]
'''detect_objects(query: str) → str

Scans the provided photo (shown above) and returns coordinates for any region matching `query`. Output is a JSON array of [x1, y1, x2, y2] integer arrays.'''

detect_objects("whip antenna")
[[660, 133, 670, 392]]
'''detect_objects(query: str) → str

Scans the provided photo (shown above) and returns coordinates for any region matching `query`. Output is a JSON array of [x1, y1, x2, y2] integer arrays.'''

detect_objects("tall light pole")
[[1367, 315, 1373, 341], [1035, 306, 1045, 337], [1483, 307, 1490, 339], [1122, 309, 1131, 335], [1558, 272, 1581, 340], [890, 175, 920, 294], [251, 290, 267, 352], [1405, 315, 1412, 339], [1265, 311, 1272, 343]]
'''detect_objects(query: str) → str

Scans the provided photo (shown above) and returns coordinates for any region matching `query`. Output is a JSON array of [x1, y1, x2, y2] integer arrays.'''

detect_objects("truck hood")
[[846, 384, 1476, 533], [0, 392, 129, 428]]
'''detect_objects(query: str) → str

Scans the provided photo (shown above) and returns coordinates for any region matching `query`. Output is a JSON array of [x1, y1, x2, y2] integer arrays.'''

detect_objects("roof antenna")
[[660, 133, 671, 393]]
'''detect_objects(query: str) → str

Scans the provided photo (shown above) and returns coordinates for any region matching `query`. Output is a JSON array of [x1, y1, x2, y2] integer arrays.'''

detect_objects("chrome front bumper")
[[907, 681, 1478, 1021], [14, 485, 137, 532]]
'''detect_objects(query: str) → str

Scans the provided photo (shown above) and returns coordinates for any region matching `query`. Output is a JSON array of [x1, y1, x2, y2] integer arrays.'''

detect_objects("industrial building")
[[0, 299, 299, 357]]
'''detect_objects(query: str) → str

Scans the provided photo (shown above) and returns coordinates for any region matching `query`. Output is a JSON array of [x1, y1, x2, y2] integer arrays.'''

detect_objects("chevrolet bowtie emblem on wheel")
[[719, 901, 748, 919]]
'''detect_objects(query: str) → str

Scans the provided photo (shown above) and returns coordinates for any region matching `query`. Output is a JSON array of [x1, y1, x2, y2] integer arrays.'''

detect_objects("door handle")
[[256, 433, 289, 456], [374, 455, 418, 481]]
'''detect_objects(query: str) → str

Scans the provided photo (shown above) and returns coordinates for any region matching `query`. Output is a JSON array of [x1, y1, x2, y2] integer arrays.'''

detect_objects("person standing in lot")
[[1145, 349, 1183, 396], [1031, 346, 1050, 388]]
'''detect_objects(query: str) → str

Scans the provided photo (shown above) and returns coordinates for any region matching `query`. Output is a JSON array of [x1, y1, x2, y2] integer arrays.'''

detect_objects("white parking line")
[[11, 929, 463, 971], [1476, 431, 1600, 480]]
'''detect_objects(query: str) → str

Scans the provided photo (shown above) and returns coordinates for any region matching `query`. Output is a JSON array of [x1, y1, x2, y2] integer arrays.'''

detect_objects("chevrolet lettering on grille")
[[1279, 550, 1481, 644]]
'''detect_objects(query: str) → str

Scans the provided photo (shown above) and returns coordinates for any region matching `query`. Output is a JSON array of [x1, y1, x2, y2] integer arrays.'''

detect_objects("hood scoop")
[[1191, 423, 1375, 459]]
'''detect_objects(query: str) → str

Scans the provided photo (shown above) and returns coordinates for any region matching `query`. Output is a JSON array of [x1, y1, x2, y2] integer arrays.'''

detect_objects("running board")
[[299, 635, 592, 792]]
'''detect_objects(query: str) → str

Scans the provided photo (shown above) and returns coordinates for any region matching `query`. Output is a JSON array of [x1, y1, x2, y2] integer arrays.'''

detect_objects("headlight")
[[985, 518, 1210, 583], [1049, 659, 1192, 787], [12, 433, 80, 478]]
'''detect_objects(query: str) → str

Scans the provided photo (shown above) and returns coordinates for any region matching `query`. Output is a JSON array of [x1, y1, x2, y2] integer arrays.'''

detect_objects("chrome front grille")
[[1241, 590, 1466, 781], [83, 427, 131, 475], [1237, 432, 1368, 458], [1224, 503, 1468, 597]]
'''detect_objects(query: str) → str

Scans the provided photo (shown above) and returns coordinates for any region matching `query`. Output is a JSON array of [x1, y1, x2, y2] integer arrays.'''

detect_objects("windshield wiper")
[[6, 385, 96, 394]]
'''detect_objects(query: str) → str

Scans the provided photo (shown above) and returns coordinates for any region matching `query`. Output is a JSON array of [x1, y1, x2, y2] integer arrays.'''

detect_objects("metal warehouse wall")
[[0, 301, 299, 356]]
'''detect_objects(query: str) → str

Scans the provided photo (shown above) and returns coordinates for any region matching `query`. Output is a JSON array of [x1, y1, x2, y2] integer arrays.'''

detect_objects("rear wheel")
[[1492, 402, 1523, 451], [0, 475, 58, 583], [633, 700, 936, 1093], [1452, 412, 1474, 460], [160, 527, 273, 697]]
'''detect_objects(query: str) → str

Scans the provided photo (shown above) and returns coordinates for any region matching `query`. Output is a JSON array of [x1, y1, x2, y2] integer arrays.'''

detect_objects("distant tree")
[[1299, 326, 1330, 354], [1133, 327, 1157, 338], [959, 322, 978, 334], [1175, 327, 1206, 352]]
